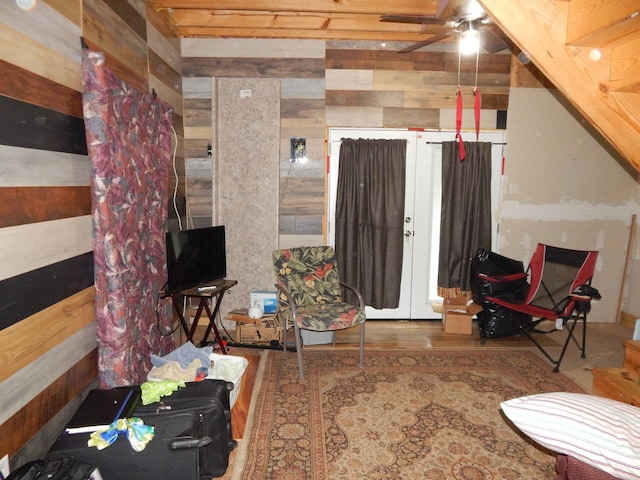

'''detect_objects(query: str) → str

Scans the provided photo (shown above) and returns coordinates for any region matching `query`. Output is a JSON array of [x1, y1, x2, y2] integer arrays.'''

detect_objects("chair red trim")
[[480, 243, 600, 372]]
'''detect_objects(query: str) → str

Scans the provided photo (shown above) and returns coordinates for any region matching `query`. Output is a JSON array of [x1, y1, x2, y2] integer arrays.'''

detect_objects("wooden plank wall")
[[0, 0, 183, 465], [182, 39, 511, 245]]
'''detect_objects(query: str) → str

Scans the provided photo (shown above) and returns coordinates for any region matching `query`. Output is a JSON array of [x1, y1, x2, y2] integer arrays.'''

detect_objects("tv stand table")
[[171, 279, 238, 353]]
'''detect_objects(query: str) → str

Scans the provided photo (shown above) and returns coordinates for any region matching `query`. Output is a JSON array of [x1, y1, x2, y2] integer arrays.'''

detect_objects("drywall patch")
[[500, 200, 636, 221]]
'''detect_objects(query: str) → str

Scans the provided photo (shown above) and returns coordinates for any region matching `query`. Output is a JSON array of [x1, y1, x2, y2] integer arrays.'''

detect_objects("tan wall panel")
[[0, 349, 98, 458], [0, 146, 90, 187], [44, 0, 82, 26], [0, 2, 82, 64], [0, 287, 96, 383], [0, 216, 92, 281], [325, 105, 384, 127], [83, 0, 148, 81], [383, 106, 440, 128], [325, 69, 374, 90], [1, 323, 97, 424], [0, 24, 81, 92]]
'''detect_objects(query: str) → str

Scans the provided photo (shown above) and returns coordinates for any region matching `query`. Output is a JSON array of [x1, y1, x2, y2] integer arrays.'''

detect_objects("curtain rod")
[[426, 141, 506, 145]]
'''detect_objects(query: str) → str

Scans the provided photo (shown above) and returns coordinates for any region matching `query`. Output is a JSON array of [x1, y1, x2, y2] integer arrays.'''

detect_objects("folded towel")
[[150, 341, 212, 369], [148, 359, 202, 382]]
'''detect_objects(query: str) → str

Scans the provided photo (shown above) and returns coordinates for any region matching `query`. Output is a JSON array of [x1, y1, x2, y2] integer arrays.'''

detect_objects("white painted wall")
[[498, 88, 640, 323]]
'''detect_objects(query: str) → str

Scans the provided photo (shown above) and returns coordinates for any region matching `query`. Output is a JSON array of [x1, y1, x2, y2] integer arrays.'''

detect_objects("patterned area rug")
[[233, 349, 585, 480]]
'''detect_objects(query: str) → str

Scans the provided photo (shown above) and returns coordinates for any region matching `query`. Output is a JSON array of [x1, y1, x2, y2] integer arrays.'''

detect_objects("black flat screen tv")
[[165, 225, 226, 295]]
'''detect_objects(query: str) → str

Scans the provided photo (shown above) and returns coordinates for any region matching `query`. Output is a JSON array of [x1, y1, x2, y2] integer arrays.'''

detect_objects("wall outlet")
[[0, 454, 9, 478]]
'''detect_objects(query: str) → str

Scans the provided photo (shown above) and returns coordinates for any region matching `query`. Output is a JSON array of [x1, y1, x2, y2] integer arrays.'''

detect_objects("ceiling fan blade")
[[380, 14, 449, 26], [399, 31, 456, 53], [479, 26, 511, 54]]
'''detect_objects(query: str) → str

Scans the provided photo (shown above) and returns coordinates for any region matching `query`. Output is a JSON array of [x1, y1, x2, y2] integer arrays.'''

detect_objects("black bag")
[[48, 379, 236, 479], [6, 456, 97, 480], [470, 247, 533, 339]]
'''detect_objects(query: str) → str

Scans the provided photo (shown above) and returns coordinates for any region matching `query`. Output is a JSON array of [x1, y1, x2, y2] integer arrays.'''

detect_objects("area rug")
[[233, 349, 585, 480]]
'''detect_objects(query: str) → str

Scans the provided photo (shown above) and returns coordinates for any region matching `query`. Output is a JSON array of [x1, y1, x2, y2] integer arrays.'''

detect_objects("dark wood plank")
[[184, 98, 213, 127], [0, 349, 98, 458], [0, 95, 87, 154], [481, 93, 509, 110], [0, 252, 94, 331], [280, 98, 326, 119], [0, 59, 83, 117], [444, 52, 512, 74], [102, 0, 147, 40], [326, 90, 404, 108], [183, 57, 325, 78], [172, 112, 185, 138], [326, 49, 447, 71], [149, 48, 182, 97], [82, 39, 148, 95], [0, 187, 91, 228]]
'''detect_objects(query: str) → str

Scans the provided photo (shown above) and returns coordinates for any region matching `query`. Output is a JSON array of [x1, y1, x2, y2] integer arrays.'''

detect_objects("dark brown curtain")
[[438, 141, 492, 292], [335, 138, 406, 309]]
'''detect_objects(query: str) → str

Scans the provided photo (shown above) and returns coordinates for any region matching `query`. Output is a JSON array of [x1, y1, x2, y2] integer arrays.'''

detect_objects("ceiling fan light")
[[460, 29, 480, 55], [467, 0, 486, 18]]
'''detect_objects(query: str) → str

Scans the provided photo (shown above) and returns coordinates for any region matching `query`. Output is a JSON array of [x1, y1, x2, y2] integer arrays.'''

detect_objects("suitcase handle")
[[168, 435, 213, 450]]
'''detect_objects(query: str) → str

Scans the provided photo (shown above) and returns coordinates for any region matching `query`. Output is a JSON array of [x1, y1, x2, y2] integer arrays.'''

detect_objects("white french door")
[[327, 128, 504, 319]]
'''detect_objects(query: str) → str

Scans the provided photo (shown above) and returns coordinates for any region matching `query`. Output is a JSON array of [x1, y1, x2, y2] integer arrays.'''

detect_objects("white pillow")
[[501, 392, 640, 480]]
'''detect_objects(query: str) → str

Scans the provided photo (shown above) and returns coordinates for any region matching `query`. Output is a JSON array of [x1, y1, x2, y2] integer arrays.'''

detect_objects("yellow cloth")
[[140, 379, 185, 405]]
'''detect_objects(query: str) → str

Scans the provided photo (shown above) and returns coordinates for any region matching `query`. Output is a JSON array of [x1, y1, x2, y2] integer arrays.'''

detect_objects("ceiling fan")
[[380, 1, 510, 54]]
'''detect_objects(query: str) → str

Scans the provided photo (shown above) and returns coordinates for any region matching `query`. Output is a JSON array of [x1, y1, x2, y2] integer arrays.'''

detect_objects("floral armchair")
[[273, 246, 366, 378]]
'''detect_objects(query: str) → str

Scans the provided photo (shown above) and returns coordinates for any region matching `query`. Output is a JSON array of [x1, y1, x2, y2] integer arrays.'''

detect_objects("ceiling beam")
[[566, 0, 640, 47], [479, 0, 640, 171], [149, 0, 440, 16], [610, 36, 640, 92]]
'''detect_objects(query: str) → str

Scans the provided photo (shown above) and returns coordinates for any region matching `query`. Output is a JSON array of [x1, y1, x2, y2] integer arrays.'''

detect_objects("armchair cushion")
[[278, 302, 366, 331]]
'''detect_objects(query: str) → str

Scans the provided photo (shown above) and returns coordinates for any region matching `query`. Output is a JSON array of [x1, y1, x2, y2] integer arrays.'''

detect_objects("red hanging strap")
[[474, 86, 481, 141], [455, 85, 465, 161]]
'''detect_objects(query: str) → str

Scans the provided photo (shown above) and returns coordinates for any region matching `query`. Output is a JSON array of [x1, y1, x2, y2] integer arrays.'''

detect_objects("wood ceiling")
[[148, 0, 483, 45]]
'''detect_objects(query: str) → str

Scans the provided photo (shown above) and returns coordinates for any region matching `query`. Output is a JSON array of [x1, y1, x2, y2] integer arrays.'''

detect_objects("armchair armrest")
[[340, 281, 365, 309]]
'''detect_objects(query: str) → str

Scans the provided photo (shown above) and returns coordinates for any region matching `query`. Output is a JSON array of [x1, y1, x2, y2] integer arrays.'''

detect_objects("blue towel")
[[150, 341, 212, 369]]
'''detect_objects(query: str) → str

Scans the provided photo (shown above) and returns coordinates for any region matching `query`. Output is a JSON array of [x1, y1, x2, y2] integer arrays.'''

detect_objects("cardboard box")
[[443, 311, 473, 335], [250, 290, 278, 314], [236, 323, 283, 343], [432, 297, 482, 335]]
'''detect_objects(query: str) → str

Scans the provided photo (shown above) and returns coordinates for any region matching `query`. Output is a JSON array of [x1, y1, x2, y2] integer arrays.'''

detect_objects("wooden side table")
[[169, 279, 238, 352]]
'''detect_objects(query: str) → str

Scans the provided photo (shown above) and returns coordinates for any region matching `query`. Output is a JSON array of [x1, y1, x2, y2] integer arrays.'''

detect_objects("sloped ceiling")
[[480, 0, 640, 172]]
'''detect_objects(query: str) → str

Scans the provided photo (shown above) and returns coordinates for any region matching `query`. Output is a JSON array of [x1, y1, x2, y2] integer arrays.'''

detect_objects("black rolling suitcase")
[[48, 379, 236, 479]]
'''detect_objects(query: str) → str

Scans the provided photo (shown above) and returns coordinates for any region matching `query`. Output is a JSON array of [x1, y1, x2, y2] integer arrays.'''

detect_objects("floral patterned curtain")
[[82, 50, 174, 388]]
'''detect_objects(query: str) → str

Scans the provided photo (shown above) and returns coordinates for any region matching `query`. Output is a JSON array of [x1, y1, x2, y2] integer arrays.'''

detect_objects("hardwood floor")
[[190, 319, 631, 441]]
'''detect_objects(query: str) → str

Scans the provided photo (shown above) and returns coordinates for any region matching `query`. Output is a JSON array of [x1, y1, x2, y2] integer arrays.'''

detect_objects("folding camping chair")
[[476, 243, 600, 372]]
